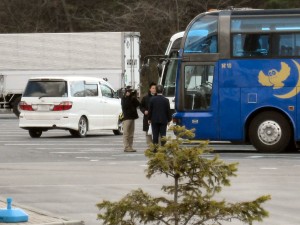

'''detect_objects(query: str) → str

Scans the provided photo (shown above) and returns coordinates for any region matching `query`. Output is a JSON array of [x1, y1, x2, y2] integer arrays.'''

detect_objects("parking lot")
[[0, 112, 300, 225]]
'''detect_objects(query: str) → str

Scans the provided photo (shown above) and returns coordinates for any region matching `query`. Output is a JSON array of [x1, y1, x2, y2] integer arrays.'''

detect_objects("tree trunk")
[[174, 174, 179, 225]]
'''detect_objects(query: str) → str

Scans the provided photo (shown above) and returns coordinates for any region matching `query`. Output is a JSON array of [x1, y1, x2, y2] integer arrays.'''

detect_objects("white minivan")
[[19, 76, 123, 138]]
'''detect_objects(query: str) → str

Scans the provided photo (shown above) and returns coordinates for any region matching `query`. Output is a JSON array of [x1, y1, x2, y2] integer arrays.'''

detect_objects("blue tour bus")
[[173, 8, 300, 153]]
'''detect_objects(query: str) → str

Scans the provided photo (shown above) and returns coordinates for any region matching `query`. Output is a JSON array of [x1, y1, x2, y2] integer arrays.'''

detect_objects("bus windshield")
[[184, 15, 218, 53], [162, 51, 178, 97]]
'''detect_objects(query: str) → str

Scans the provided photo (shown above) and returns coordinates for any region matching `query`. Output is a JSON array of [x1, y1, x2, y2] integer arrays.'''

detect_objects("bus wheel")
[[249, 111, 291, 153]]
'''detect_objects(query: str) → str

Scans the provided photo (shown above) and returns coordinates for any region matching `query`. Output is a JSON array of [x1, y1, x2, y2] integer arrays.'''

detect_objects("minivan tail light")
[[52, 101, 73, 111], [19, 101, 34, 111]]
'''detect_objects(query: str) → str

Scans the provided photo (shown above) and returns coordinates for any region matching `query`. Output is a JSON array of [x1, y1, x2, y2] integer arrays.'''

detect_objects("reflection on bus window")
[[231, 16, 300, 57], [276, 33, 300, 56], [162, 52, 178, 97], [184, 65, 214, 110], [184, 15, 218, 53], [232, 34, 270, 57], [231, 17, 300, 33], [233, 33, 300, 57]]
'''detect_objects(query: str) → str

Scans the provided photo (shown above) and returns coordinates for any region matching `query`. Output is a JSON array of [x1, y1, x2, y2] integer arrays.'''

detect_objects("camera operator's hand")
[[131, 90, 137, 98]]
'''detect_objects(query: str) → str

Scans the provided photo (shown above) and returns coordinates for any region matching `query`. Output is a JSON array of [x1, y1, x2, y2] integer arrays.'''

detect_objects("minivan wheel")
[[113, 119, 123, 135], [29, 129, 42, 138], [76, 116, 87, 138]]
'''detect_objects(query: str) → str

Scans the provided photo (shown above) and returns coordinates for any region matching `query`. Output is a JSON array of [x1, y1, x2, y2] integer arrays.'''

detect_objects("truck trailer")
[[0, 32, 140, 116]]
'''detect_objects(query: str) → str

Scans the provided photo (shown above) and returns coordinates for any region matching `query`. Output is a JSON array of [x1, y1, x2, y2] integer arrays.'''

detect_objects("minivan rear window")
[[23, 81, 67, 97]]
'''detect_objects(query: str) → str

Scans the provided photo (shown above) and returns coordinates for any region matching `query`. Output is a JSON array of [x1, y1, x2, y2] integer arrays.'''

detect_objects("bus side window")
[[232, 34, 269, 57], [184, 65, 213, 111], [276, 33, 300, 56], [209, 35, 217, 53], [244, 34, 261, 53], [296, 46, 300, 56]]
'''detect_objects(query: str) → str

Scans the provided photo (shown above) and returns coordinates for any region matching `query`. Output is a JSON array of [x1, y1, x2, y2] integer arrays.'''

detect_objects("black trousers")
[[151, 123, 167, 145]]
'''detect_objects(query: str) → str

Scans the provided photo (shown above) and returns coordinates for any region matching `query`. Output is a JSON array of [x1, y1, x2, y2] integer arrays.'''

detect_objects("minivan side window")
[[85, 84, 98, 97], [100, 84, 114, 98], [71, 81, 85, 97]]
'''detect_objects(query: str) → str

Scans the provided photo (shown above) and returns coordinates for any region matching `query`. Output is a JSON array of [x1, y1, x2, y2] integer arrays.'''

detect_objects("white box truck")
[[0, 32, 140, 116]]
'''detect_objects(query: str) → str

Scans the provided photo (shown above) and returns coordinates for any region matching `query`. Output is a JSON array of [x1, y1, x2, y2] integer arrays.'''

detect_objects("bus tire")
[[249, 111, 291, 153]]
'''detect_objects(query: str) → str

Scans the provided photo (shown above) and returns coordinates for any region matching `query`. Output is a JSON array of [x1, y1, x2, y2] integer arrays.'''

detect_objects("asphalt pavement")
[[1, 110, 300, 225], [0, 110, 84, 224], [0, 111, 82, 224]]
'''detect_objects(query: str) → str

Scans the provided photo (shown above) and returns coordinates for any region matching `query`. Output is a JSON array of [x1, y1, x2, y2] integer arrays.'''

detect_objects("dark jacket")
[[121, 95, 140, 120], [148, 94, 172, 124], [140, 92, 154, 131]]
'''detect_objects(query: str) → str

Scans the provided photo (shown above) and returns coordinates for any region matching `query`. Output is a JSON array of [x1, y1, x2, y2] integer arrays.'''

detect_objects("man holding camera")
[[121, 86, 140, 152]]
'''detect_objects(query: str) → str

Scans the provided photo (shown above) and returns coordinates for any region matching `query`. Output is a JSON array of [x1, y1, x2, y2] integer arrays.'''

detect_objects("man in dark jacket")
[[121, 86, 140, 152], [140, 82, 156, 146], [148, 84, 172, 147]]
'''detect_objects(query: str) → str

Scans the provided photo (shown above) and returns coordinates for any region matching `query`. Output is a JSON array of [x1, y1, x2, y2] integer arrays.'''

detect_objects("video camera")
[[124, 86, 137, 98]]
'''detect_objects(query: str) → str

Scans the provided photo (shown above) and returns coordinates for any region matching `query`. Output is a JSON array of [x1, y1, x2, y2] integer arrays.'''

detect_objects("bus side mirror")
[[157, 59, 168, 77], [157, 63, 163, 77]]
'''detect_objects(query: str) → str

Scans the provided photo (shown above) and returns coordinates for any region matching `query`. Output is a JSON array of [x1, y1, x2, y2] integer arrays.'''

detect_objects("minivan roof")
[[28, 76, 114, 89], [29, 76, 106, 81]]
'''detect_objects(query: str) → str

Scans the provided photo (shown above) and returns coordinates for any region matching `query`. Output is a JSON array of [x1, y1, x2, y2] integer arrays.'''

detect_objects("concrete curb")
[[35, 222, 84, 225], [0, 198, 84, 225]]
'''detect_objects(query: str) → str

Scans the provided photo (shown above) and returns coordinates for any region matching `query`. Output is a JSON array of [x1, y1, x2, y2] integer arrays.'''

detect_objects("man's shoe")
[[124, 149, 136, 152]]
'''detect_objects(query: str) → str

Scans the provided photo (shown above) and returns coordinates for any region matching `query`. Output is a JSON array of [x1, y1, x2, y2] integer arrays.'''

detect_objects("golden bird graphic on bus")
[[258, 62, 291, 89], [258, 60, 300, 99]]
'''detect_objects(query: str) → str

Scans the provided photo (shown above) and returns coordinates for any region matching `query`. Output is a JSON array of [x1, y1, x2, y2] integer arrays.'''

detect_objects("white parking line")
[[248, 156, 264, 158], [50, 152, 102, 154], [260, 167, 278, 170], [5, 143, 121, 146]]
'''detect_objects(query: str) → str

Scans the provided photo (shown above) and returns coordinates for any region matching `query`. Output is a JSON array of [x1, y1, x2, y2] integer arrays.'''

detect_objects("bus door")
[[180, 62, 218, 139]]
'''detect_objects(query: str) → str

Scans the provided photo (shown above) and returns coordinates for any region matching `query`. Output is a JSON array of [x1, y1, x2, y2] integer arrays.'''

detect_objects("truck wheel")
[[113, 119, 123, 135], [76, 116, 87, 138], [249, 111, 291, 153], [12, 96, 22, 118], [29, 129, 42, 138]]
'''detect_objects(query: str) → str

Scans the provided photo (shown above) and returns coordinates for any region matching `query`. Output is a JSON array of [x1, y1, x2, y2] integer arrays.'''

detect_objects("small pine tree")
[[97, 126, 271, 225]]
